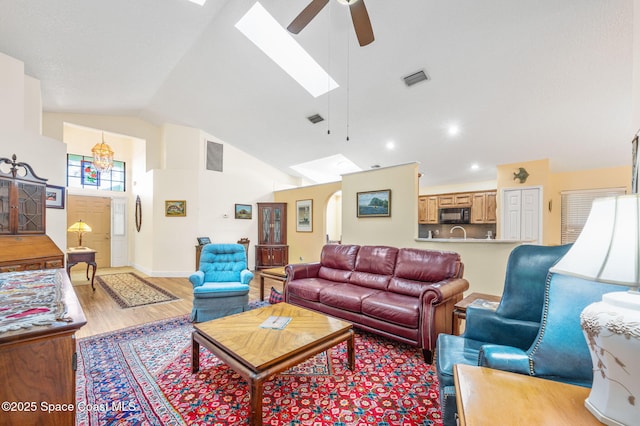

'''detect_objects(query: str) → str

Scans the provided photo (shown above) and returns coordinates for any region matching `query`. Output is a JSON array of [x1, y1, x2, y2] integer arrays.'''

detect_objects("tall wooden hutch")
[[0, 154, 64, 271], [255, 202, 288, 270], [0, 154, 85, 425]]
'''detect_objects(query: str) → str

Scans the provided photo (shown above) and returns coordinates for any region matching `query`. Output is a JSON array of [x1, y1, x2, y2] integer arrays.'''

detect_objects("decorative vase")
[[581, 291, 640, 426]]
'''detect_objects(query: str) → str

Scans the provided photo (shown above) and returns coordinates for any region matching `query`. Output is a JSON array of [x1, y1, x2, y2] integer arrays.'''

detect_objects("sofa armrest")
[[285, 262, 321, 282], [420, 277, 470, 355], [462, 307, 540, 350], [478, 344, 531, 375], [189, 271, 205, 288], [240, 269, 254, 285]]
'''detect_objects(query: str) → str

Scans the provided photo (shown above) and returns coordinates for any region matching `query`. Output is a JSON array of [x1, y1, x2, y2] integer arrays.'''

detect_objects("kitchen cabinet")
[[418, 196, 439, 224], [439, 192, 472, 207], [0, 155, 63, 270], [255, 202, 288, 270], [471, 191, 497, 224]]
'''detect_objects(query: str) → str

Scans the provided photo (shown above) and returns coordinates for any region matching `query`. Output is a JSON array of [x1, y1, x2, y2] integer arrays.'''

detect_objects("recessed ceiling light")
[[470, 163, 480, 170], [385, 141, 395, 150], [235, 2, 339, 98], [187, 0, 207, 5], [447, 124, 461, 137]]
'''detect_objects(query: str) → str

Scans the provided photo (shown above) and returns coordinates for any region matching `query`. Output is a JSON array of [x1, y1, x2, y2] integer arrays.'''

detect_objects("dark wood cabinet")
[[255, 202, 288, 270], [0, 270, 86, 425], [0, 155, 63, 270]]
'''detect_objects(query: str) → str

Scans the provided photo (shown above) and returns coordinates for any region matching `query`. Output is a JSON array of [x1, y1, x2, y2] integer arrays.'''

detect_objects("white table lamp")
[[550, 194, 640, 426]]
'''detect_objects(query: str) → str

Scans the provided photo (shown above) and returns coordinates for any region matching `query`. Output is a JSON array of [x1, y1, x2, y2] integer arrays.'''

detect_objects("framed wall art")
[[296, 199, 313, 232], [165, 200, 186, 217], [357, 189, 391, 218], [45, 185, 65, 209], [235, 204, 252, 219]]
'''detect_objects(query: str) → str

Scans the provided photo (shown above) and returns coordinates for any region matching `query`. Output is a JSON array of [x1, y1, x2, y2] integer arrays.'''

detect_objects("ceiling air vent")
[[307, 114, 324, 124], [403, 70, 429, 87]]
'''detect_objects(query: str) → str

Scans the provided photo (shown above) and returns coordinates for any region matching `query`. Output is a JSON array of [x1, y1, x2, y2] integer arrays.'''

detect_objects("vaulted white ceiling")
[[0, 0, 634, 186]]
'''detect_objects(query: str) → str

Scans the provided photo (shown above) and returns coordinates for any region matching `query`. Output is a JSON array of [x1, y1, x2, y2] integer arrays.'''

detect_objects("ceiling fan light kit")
[[288, 0, 375, 47]]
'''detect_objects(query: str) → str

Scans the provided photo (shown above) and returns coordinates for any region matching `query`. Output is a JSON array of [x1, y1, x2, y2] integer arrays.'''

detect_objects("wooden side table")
[[67, 247, 97, 291], [259, 267, 287, 301], [454, 364, 600, 425], [452, 292, 501, 335]]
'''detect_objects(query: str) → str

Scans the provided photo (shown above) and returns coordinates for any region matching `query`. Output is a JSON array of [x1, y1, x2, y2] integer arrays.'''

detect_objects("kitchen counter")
[[415, 238, 528, 244]]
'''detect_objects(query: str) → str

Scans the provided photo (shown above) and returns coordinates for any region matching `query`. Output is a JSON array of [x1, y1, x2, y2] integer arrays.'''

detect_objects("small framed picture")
[[45, 185, 65, 209], [197, 237, 211, 245], [357, 189, 391, 218], [296, 199, 313, 232], [235, 204, 252, 219], [165, 200, 186, 217]]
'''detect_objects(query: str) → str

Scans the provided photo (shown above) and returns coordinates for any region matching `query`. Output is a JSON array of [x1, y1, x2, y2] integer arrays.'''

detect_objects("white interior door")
[[501, 187, 541, 243]]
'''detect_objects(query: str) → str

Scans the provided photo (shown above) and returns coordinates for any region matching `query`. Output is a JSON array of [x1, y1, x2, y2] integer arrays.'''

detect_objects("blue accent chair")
[[478, 273, 628, 385], [436, 244, 572, 426], [189, 243, 253, 322]]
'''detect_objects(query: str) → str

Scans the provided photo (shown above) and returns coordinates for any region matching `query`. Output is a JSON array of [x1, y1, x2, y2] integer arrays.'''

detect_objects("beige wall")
[[274, 181, 342, 264], [342, 163, 419, 247]]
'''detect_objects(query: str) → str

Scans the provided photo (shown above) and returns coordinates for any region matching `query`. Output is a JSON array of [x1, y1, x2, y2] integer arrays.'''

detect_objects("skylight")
[[291, 154, 361, 183], [235, 2, 339, 98]]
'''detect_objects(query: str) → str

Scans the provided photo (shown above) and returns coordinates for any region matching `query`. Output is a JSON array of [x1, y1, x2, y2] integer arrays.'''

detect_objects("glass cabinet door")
[[260, 206, 272, 244], [273, 207, 283, 244], [0, 180, 10, 234], [16, 181, 44, 233]]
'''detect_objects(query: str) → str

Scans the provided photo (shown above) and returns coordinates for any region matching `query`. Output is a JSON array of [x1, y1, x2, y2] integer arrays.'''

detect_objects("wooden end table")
[[452, 292, 501, 335], [454, 364, 600, 425], [66, 247, 97, 291], [259, 266, 287, 301], [192, 302, 355, 425]]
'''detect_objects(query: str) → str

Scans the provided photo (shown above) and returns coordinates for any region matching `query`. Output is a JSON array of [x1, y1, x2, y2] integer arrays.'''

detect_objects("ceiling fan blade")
[[349, 0, 374, 46], [287, 0, 330, 34]]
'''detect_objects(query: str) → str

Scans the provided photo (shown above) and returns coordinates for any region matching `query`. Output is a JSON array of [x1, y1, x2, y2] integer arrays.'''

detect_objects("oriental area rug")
[[76, 315, 443, 425], [96, 273, 179, 308]]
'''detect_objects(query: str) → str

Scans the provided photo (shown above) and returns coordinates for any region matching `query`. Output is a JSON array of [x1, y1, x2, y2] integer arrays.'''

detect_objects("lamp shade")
[[549, 194, 640, 290], [67, 220, 92, 233]]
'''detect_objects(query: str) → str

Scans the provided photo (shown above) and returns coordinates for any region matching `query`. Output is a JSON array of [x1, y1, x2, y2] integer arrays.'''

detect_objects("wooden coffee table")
[[192, 302, 355, 425]]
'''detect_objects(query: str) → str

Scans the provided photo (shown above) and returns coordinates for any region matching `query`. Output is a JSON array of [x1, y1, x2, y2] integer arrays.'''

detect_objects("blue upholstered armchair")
[[478, 273, 628, 385], [189, 243, 253, 322], [435, 244, 572, 426]]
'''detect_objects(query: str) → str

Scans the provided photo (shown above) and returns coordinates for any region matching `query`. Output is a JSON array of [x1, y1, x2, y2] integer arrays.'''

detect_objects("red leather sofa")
[[284, 244, 469, 363]]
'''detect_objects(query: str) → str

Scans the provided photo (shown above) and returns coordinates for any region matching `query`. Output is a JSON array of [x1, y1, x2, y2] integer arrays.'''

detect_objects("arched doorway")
[[325, 190, 342, 244]]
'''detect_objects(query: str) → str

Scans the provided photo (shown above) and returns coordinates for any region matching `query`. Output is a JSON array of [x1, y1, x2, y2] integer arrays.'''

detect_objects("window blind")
[[560, 188, 626, 244]]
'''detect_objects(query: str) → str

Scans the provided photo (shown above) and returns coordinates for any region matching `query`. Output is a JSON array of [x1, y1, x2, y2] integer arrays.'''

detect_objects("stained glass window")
[[67, 154, 126, 192]]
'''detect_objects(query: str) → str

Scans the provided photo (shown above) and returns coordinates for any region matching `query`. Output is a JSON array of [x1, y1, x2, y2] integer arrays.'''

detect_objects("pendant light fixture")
[[91, 132, 114, 172]]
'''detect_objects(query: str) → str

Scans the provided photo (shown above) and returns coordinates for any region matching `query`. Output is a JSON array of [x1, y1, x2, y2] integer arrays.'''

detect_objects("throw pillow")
[[269, 287, 284, 304]]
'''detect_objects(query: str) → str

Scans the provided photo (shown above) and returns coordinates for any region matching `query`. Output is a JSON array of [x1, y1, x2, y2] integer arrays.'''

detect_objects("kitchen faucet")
[[450, 225, 467, 240]]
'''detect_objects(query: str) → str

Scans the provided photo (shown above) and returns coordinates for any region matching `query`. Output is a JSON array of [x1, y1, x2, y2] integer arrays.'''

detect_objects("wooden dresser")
[[0, 270, 86, 425], [0, 154, 64, 272]]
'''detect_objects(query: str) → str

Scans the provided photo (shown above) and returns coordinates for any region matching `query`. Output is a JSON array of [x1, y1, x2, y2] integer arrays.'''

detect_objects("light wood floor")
[[71, 267, 285, 339]]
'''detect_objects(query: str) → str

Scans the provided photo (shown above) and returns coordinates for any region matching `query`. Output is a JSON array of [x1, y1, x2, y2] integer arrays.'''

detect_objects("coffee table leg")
[[347, 330, 355, 370], [260, 275, 265, 301], [249, 378, 263, 426], [191, 333, 200, 373]]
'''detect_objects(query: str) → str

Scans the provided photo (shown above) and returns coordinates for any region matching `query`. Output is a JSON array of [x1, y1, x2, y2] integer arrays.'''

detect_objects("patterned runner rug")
[[76, 315, 442, 425], [96, 273, 179, 308]]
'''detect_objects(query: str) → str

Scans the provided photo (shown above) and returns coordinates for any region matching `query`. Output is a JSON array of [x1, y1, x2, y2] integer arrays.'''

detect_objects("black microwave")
[[439, 207, 471, 224]]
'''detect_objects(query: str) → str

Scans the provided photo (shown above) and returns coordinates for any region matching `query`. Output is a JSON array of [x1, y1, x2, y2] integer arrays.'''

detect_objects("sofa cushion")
[[361, 291, 421, 328], [389, 249, 460, 296], [319, 283, 380, 313], [317, 244, 360, 282], [193, 282, 250, 298], [349, 245, 398, 290], [285, 277, 339, 302]]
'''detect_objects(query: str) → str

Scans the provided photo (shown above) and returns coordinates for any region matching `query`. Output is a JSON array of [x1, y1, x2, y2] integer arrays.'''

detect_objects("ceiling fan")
[[287, 0, 374, 47]]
